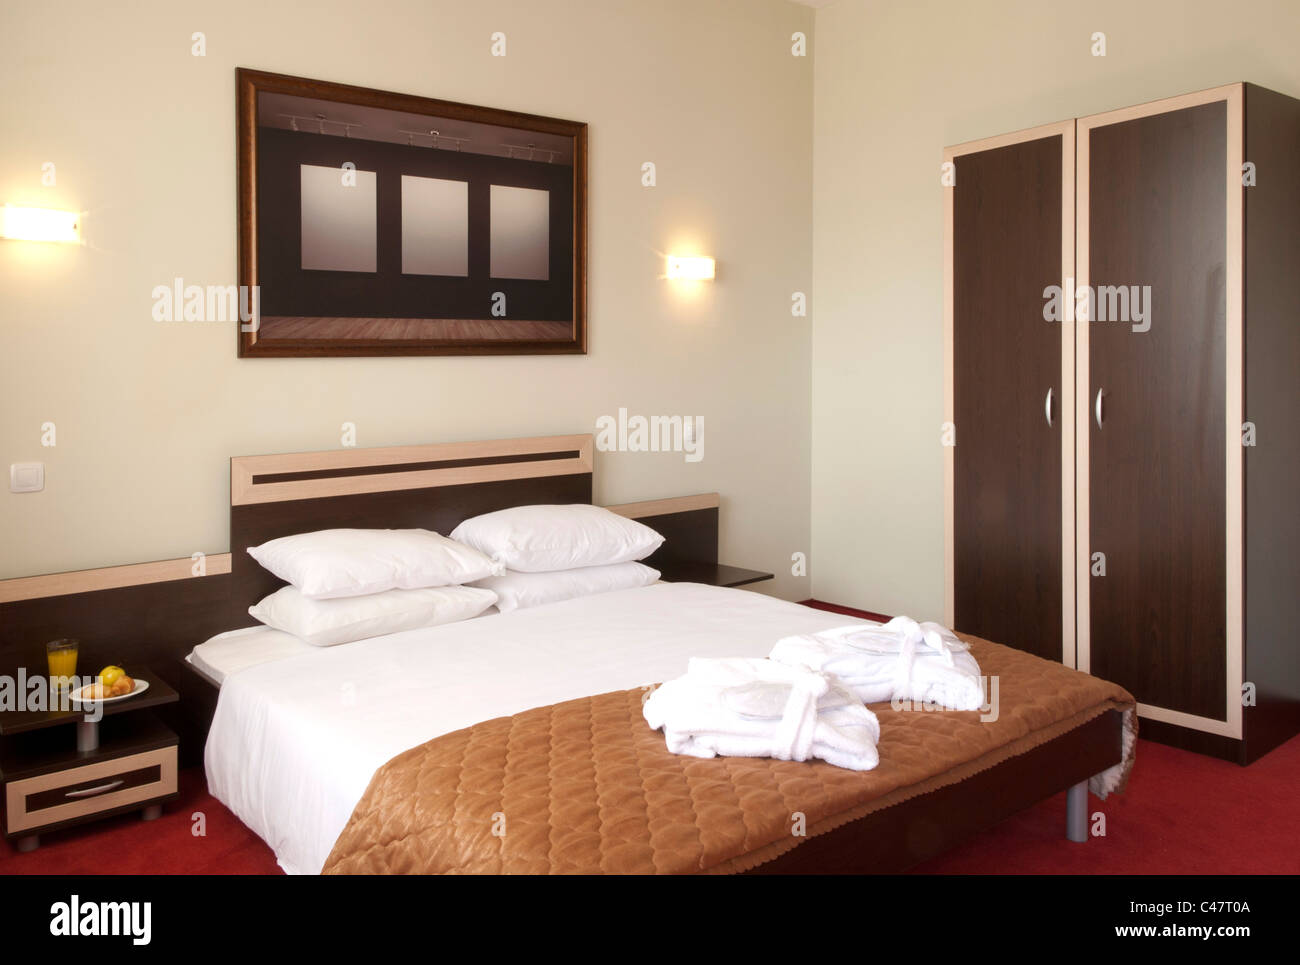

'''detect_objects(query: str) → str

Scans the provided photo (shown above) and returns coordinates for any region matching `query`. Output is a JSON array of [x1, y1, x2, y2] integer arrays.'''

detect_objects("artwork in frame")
[[235, 69, 587, 357]]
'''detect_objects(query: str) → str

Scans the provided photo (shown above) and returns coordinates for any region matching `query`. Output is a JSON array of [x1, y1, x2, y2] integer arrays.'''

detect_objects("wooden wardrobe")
[[944, 83, 1300, 764]]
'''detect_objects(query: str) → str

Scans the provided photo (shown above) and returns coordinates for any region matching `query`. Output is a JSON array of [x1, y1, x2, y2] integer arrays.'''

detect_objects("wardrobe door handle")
[[1045, 387, 1054, 428], [1094, 388, 1106, 429]]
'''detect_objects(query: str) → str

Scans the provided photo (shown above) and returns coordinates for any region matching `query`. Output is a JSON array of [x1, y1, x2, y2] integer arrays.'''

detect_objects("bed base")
[[178, 660, 222, 767], [745, 709, 1122, 874]]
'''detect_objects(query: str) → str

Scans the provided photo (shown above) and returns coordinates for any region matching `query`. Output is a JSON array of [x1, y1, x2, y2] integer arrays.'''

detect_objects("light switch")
[[10, 462, 44, 493]]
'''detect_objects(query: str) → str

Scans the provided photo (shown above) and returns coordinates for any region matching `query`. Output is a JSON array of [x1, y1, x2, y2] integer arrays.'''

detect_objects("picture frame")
[[235, 68, 587, 357]]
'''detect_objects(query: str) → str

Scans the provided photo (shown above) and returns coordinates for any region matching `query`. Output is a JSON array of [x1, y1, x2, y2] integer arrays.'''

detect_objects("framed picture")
[[235, 68, 587, 357]]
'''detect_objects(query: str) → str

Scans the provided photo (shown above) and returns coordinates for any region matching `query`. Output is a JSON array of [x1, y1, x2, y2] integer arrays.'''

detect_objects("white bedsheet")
[[187, 626, 315, 685], [203, 583, 864, 875], [188, 606, 502, 684]]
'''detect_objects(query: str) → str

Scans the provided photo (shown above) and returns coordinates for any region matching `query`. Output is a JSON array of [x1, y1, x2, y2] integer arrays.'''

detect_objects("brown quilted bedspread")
[[323, 636, 1135, 874]]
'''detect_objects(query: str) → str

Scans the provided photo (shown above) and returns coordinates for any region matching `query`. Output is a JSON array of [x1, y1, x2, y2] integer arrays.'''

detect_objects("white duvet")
[[203, 582, 864, 875]]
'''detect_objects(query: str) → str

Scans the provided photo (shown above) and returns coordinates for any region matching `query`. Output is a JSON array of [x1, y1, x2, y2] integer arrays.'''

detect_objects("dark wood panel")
[[1242, 84, 1300, 762], [655, 562, 771, 588], [0, 576, 240, 693], [748, 710, 1123, 873], [178, 662, 222, 768], [638, 508, 719, 569], [953, 135, 1063, 661], [1087, 101, 1227, 720], [1137, 715, 1243, 764]]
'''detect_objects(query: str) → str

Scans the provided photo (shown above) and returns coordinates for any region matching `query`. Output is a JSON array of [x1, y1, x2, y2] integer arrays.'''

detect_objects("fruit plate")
[[69, 679, 150, 705]]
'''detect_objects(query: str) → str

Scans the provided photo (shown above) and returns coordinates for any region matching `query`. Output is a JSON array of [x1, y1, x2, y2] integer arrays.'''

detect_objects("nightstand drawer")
[[5, 746, 177, 834]]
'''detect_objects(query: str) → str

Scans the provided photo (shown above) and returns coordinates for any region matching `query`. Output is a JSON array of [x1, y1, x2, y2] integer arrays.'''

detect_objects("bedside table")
[[0, 668, 179, 853], [656, 561, 775, 588]]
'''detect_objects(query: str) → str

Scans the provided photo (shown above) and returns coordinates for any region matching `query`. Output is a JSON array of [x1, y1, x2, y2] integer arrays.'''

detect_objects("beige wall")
[[810, 0, 1300, 620], [0, 0, 814, 598]]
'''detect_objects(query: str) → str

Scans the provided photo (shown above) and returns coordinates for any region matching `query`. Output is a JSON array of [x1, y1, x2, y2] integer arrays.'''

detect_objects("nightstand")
[[656, 561, 775, 588], [0, 668, 179, 852]]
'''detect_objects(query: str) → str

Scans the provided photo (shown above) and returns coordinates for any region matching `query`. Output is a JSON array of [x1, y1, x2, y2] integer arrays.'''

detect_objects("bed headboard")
[[229, 434, 595, 610]]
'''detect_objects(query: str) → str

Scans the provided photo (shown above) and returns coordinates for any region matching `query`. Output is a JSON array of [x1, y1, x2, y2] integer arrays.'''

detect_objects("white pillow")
[[248, 584, 499, 647], [472, 561, 660, 613], [450, 504, 664, 573], [246, 528, 503, 599]]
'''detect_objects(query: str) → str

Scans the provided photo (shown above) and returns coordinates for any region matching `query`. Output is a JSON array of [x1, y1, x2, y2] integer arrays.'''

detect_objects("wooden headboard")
[[228, 434, 596, 612], [0, 434, 718, 692]]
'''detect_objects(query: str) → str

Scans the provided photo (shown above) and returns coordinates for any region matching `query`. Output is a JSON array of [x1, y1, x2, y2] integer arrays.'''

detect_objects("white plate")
[[69, 678, 150, 705]]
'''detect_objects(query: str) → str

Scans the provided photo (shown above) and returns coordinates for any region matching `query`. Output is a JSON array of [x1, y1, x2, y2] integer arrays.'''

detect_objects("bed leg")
[[1066, 781, 1088, 843]]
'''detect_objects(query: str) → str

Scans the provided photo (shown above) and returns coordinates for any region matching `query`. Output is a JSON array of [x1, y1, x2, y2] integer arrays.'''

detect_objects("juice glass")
[[46, 638, 79, 691]]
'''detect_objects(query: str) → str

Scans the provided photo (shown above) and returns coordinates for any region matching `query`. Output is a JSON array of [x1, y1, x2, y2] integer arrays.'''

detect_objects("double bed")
[[186, 434, 1136, 874], [197, 583, 879, 874]]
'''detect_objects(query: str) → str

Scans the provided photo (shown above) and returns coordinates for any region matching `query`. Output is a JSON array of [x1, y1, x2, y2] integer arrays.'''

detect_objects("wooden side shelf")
[[0, 668, 179, 851], [657, 562, 774, 589]]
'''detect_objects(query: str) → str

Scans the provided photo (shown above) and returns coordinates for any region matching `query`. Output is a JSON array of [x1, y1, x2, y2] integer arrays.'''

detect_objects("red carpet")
[[4, 734, 1297, 875], [0, 767, 282, 875], [913, 734, 1300, 873], [3, 599, 1296, 875]]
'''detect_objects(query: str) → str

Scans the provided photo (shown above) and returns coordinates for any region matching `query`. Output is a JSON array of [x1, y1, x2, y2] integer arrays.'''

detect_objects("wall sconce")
[[665, 255, 715, 281], [0, 204, 81, 243]]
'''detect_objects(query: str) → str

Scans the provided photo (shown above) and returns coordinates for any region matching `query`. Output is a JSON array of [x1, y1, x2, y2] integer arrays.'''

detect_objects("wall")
[[810, 0, 1300, 620], [0, 0, 815, 600]]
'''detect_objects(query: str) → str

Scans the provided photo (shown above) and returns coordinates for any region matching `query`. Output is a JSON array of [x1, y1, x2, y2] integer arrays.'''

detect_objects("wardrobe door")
[[1078, 87, 1241, 735], [1242, 83, 1300, 760], [945, 124, 1074, 662]]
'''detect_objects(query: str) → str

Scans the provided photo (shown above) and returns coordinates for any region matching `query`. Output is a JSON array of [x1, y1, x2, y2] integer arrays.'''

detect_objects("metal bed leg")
[[1066, 780, 1088, 843]]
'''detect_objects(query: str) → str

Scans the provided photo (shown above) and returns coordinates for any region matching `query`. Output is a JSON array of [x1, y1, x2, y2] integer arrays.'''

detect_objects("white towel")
[[643, 657, 880, 771], [770, 616, 986, 711]]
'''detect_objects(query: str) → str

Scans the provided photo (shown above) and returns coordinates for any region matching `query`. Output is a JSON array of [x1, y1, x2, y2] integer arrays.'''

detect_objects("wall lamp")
[[1, 204, 81, 243], [665, 255, 715, 280]]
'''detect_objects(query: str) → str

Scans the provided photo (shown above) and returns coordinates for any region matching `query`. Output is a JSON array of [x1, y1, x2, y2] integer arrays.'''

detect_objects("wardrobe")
[[944, 83, 1300, 764]]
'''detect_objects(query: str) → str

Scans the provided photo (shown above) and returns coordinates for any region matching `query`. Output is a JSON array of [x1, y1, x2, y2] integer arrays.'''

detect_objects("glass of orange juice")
[[46, 638, 79, 692]]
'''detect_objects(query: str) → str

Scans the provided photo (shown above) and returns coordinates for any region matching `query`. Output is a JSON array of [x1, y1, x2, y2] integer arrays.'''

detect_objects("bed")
[[188, 433, 1136, 874]]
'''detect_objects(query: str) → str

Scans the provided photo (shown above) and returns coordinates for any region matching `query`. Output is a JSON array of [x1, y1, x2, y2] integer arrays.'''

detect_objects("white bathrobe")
[[769, 616, 986, 711], [643, 657, 881, 771]]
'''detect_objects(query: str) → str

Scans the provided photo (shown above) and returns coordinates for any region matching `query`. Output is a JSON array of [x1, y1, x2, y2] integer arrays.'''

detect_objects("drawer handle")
[[64, 779, 125, 799]]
